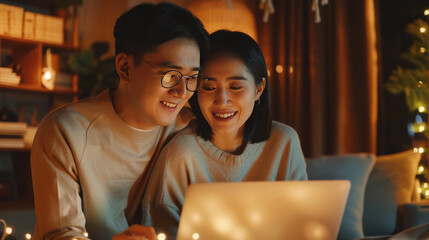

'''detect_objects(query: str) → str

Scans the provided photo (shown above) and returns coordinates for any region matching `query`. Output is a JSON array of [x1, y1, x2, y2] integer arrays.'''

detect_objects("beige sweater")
[[30, 89, 193, 240], [141, 121, 308, 239]]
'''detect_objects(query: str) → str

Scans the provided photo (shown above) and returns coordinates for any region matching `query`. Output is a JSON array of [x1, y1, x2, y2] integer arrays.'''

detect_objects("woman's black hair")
[[113, 2, 209, 64], [189, 30, 272, 144]]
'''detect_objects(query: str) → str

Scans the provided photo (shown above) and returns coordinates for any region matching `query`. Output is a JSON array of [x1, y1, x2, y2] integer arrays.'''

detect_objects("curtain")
[[254, 0, 378, 157]]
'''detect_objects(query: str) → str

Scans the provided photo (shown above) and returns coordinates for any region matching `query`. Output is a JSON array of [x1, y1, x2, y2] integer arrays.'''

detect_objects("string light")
[[158, 233, 167, 240], [5, 227, 12, 235], [83, 232, 89, 238], [419, 166, 425, 174], [419, 125, 425, 132], [419, 187, 423, 193], [275, 65, 284, 73], [425, 190, 429, 198], [419, 147, 425, 153], [419, 106, 426, 113], [193, 233, 200, 239], [423, 182, 428, 188], [420, 27, 427, 33], [25, 233, 32, 239], [418, 81, 423, 87], [414, 147, 419, 153], [425, 9, 429, 16], [421, 47, 427, 53]]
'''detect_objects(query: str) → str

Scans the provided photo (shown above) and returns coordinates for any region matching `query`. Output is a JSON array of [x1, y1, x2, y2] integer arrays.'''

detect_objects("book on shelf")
[[0, 121, 27, 136], [0, 77, 20, 85], [24, 12, 64, 44], [0, 68, 20, 85], [0, 3, 23, 38], [23, 11, 35, 40], [55, 72, 73, 89], [0, 67, 13, 73]]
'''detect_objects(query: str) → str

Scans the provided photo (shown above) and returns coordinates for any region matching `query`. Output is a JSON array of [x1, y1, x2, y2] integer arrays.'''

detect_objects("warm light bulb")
[[267, 70, 271, 77], [421, 47, 427, 53], [25, 233, 32, 239], [192, 233, 200, 239], [419, 187, 422, 193], [5, 227, 12, 235], [421, 27, 427, 33], [83, 232, 89, 238], [425, 190, 429, 197], [425, 9, 429, 16], [43, 71, 52, 80], [275, 65, 284, 73], [414, 148, 419, 153], [424, 182, 428, 188], [419, 147, 425, 153], [289, 66, 294, 74], [419, 125, 425, 132], [158, 233, 166, 240], [419, 166, 425, 173], [419, 106, 426, 113]]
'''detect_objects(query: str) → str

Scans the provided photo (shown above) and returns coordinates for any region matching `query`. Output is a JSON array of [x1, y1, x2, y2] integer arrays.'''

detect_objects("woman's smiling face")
[[198, 55, 259, 139]]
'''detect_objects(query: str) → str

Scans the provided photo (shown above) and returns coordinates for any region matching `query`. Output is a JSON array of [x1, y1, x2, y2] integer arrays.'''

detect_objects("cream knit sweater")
[[141, 121, 308, 239]]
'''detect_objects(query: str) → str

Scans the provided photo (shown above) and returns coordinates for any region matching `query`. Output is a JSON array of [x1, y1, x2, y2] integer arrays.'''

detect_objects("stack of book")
[[0, 121, 27, 149], [0, 3, 23, 38], [0, 67, 20, 85], [23, 11, 64, 44]]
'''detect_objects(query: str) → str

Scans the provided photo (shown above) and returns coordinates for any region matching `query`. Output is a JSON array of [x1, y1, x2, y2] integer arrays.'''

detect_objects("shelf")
[[0, 146, 31, 152], [0, 198, 33, 211], [0, 83, 78, 95], [0, 34, 78, 51]]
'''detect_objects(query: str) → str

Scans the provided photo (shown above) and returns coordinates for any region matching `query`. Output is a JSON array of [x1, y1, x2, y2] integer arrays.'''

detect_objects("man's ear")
[[115, 53, 131, 83], [255, 77, 267, 100]]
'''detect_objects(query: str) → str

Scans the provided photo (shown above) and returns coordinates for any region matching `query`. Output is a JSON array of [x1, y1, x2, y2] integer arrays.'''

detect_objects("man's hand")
[[113, 225, 157, 240]]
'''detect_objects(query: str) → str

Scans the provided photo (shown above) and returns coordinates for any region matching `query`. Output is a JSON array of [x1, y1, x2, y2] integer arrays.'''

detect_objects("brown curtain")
[[254, 0, 378, 157]]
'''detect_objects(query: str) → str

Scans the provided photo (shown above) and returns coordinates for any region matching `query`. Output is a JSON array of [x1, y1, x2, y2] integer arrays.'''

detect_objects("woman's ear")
[[255, 77, 267, 100], [115, 53, 131, 83]]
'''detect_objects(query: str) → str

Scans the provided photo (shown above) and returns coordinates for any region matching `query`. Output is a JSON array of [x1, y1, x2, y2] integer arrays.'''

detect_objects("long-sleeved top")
[[30, 89, 193, 240], [141, 121, 308, 239]]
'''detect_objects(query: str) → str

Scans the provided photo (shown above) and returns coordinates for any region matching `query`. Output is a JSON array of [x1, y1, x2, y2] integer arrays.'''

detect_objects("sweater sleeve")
[[141, 135, 192, 239], [285, 127, 308, 181], [31, 114, 87, 240]]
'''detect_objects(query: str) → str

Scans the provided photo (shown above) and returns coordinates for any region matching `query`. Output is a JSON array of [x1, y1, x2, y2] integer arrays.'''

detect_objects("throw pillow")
[[306, 154, 375, 240], [363, 150, 421, 236]]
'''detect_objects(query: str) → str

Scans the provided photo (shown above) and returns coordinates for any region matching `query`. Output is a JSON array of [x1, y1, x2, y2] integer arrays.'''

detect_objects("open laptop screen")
[[177, 180, 350, 240]]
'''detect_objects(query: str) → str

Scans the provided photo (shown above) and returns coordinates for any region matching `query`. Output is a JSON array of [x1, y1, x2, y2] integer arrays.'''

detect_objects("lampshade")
[[187, 0, 258, 42]]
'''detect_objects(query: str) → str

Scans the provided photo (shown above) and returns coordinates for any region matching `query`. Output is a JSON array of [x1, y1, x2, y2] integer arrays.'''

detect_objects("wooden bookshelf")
[[0, 34, 78, 51], [0, 34, 79, 100], [0, 82, 78, 95], [0, 33, 79, 209], [0, 146, 31, 152]]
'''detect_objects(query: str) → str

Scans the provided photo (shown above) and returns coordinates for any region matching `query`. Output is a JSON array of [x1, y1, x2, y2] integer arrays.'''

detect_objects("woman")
[[141, 30, 307, 238]]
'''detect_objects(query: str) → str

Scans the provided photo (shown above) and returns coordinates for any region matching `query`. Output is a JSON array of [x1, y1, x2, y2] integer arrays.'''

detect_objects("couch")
[[3, 150, 427, 240], [306, 149, 428, 240]]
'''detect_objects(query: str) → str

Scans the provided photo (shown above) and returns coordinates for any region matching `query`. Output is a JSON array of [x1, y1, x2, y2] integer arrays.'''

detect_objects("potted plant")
[[68, 41, 119, 99]]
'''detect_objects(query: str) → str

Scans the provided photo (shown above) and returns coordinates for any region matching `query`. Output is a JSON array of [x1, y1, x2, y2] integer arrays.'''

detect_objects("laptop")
[[177, 180, 350, 240]]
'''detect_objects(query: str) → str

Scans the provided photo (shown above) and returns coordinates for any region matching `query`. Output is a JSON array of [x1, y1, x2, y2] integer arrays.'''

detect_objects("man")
[[31, 3, 208, 239]]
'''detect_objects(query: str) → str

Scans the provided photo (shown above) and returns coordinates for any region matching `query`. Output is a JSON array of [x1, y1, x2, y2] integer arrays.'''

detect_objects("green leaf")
[[68, 49, 96, 75]]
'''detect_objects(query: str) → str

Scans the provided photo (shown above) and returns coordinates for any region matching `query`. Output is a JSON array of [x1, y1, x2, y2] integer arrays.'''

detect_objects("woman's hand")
[[112, 225, 157, 240]]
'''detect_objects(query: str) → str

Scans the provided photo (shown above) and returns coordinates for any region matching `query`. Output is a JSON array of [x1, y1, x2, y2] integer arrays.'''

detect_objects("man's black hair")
[[189, 30, 272, 144], [113, 2, 209, 64]]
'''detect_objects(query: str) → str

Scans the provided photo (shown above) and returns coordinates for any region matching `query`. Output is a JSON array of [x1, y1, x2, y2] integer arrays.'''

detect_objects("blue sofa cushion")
[[306, 154, 375, 240], [363, 150, 421, 236]]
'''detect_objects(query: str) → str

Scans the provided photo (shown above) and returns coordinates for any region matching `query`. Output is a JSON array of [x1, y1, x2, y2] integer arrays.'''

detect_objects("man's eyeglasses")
[[135, 56, 207, 92]]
